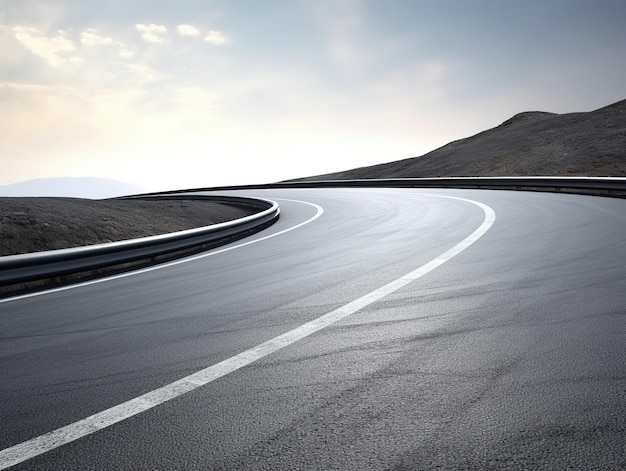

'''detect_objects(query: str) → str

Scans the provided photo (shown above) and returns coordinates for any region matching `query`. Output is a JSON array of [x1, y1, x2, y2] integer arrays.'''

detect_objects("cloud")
[[12, 26, 76, 66], [80, 29, 116, 46], [204, 30, 226, 45], [79, 28, 134, 60], [177, 24, 200, 37], [119, 48, 135, 59], [135, 23, 167, 43]]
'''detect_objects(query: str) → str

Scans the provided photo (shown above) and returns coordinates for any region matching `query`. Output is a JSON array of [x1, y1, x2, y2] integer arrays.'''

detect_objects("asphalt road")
[[1, 188, 625, 470]]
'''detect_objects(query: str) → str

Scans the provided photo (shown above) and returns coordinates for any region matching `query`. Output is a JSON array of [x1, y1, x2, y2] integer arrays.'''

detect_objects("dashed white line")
[[0, 193, 495, 469]]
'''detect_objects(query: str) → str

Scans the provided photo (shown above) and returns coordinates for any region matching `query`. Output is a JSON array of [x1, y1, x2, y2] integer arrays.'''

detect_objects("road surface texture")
[[1, 188, 625, 470]]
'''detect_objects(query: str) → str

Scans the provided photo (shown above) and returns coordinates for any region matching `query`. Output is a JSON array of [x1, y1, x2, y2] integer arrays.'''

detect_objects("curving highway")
[[1, 188, 625, 470]]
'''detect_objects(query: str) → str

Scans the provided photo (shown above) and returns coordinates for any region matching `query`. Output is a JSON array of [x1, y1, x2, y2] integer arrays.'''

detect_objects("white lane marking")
[[0, 199, 323, 304], [0, 194, 495, 470]]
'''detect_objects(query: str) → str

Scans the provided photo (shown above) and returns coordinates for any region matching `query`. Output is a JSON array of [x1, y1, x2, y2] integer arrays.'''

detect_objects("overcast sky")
[[2, 0, 625, 193]]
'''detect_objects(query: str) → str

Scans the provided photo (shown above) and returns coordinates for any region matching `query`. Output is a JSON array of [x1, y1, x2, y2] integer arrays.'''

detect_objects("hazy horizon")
[[0, 176, 144, 198]]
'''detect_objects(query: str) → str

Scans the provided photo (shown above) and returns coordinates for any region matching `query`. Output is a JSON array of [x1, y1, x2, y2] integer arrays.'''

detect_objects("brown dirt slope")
[[295, 98, 626, 180], [0, 198, 255, 256]]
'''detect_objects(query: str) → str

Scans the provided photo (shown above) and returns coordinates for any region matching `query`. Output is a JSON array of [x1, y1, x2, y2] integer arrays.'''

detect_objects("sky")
[[1, 0, 625, 194]]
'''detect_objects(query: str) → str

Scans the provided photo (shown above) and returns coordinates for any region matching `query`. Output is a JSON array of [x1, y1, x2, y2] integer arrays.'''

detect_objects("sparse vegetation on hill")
[[294, 99, 626, 181]]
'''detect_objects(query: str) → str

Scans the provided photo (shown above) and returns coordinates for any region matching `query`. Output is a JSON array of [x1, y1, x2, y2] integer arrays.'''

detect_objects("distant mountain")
[[0, 177, 144, 199], [293, 98, 626, 181]]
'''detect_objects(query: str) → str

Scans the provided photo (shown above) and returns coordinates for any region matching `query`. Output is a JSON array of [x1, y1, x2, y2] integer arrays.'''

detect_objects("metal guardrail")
[[290, 176, 626, 192], [0, 195, 279, 286], [134, 176, 626, 196]]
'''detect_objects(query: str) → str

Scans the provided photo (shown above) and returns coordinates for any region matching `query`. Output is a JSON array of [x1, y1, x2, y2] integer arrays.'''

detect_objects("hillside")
[[0, 198, 255, 256], [294, 99, 626, 180]]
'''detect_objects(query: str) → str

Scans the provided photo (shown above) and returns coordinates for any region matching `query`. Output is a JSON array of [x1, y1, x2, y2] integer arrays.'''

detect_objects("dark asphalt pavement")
[[1, 188, 625, 470]]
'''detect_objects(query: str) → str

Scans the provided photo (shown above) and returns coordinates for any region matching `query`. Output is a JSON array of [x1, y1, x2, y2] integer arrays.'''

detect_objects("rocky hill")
[[295, 99, 626, 180]]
